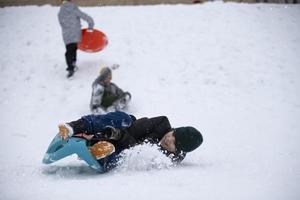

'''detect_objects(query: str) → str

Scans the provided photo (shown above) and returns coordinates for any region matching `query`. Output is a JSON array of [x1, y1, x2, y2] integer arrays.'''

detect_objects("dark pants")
[[65, 43, 77, 71]]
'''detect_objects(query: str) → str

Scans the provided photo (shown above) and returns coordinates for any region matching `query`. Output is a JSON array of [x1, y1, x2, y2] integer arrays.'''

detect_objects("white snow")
[[0, 2, 300, 200]]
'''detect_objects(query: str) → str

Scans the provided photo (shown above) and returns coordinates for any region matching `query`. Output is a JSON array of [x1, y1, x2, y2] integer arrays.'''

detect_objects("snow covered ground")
[[0, 2, 300, 200]]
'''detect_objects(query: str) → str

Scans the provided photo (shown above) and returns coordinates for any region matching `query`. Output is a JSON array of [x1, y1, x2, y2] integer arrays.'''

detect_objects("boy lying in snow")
[[90, 66, 131, 114], [59, 111, 203, 170]]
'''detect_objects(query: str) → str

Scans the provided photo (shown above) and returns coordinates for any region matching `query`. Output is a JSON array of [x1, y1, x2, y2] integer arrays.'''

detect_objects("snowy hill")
[[0, 2, 300, 200]]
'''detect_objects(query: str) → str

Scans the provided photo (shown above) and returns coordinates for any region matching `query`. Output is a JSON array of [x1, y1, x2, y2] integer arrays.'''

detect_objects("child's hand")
[[58, 124, 73, 140], [74, 133, 94, 140]]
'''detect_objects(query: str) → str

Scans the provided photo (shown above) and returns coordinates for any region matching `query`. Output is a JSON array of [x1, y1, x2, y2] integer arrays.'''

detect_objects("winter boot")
[[89, 141, 115, 160], [66, 62, 78, 78], [66, 69, 74, 78], [73, 62, 79, 72], [58, 123, 74, 140], [114, 92, 131, 110]]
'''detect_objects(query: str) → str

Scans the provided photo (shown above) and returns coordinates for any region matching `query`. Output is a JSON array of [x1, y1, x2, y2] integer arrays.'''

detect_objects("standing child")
[[58, 0, 94, 78]]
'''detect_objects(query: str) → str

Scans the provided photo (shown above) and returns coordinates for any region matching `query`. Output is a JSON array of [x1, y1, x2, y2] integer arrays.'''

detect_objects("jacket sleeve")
[[111, 83, 124, 97], [147, 116, 172, 140], [75, 7, 94, 29], [90, 83, 104, 111], [126, 116, 172, 142]]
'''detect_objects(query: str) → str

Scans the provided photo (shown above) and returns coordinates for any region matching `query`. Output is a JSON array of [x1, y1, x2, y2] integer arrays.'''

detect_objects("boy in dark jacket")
[[58, 0, 94, 78], [58, 111, 203, 170], [90, 66, 131, 114]]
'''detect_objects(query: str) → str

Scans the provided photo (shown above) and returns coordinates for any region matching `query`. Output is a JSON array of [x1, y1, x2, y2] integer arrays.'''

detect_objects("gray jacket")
[[58, 1, 94, 45]]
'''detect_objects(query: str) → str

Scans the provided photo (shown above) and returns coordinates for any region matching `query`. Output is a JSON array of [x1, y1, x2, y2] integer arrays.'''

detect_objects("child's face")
[[160, 131, 176, 153], [104, 76, 111, 84]]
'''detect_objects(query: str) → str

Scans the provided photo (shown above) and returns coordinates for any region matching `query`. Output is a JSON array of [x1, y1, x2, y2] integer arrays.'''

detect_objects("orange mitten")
[[89, 141, 115, 159]]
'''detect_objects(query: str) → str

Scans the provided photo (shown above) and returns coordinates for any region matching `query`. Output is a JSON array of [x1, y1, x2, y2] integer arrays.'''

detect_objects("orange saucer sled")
[[78, 28, 108, 53]]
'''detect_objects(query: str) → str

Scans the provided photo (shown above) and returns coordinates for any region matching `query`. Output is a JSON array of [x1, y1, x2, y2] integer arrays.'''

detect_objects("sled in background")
[[78, 28, 108, 53]]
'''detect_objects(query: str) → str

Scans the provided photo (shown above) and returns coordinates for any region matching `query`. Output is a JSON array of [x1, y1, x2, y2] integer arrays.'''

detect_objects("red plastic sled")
[[78, 28, 108, 53]]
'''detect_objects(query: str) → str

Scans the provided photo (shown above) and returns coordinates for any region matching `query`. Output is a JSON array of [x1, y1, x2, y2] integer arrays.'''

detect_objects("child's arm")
[[75, 7, 94, 30], [90, 83, 105, 112]]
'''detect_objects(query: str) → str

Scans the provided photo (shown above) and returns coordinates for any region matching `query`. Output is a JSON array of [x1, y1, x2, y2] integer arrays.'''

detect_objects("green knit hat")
[[174, 126, 203, 152]]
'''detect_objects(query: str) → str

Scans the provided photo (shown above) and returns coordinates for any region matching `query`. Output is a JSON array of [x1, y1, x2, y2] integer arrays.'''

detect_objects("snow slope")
[[0, 2, 300, 200]]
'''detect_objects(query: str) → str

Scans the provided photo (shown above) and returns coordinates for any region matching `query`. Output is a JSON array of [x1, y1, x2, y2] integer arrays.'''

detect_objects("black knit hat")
[[174, 126, 203, 152]]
